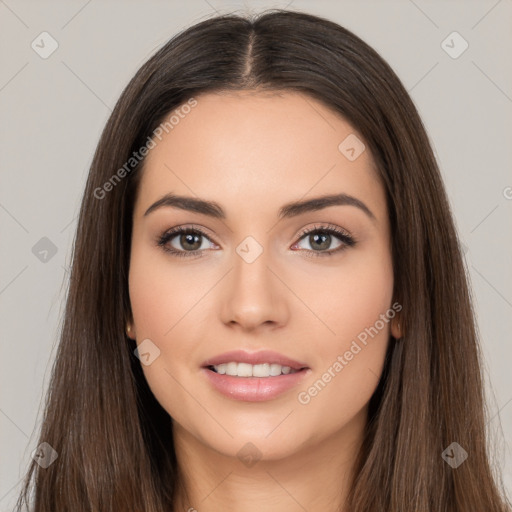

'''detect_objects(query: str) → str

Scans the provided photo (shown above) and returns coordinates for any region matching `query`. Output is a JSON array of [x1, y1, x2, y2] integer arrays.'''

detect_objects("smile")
[[208, 362, 301, 377]]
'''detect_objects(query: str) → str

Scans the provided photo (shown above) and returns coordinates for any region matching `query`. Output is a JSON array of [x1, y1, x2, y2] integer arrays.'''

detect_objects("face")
[[128, 90, 399, 462]]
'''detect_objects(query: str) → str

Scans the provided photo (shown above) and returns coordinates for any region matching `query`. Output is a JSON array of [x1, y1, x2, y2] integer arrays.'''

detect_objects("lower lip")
[[201, 367, 311, 402]]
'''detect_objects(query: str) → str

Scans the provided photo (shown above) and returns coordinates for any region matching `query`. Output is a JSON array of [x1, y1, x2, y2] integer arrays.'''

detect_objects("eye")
[[157, 225, 216, 258], [291, 223, 356, 258]]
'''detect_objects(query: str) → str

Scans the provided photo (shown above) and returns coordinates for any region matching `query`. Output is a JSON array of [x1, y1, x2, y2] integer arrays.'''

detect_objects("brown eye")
[[291, 224, 356, 258], [157, 226, 215, 257]]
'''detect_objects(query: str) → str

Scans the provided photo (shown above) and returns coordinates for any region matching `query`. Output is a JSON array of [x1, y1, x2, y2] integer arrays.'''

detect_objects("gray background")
[[1, 0, 511, 509]]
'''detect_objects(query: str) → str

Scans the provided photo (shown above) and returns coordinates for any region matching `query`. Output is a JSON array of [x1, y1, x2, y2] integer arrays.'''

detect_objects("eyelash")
[[156, 223, 356, 259]]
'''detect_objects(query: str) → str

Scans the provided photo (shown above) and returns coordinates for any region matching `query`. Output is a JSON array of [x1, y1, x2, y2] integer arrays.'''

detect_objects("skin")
[[127, 90, 401, 512]]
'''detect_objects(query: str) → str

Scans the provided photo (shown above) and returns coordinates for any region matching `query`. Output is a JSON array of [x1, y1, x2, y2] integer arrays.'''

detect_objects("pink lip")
[[200, 350, 311, 402], [201, 367, 312, 402], [201, 349, 309, 371]]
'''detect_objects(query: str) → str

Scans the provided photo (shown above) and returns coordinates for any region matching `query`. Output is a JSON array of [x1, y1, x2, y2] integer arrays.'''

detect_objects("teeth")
[[212, 362, 298, 377]]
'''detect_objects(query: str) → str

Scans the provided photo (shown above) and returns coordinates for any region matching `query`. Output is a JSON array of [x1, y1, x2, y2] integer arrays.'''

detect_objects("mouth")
[[204, 362, 309, 378], [200, 350, 310, 401], [201, 362, 311, 402]]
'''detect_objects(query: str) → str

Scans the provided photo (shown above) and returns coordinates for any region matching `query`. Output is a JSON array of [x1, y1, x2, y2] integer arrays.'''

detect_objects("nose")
[[219, 247, 289, 332]]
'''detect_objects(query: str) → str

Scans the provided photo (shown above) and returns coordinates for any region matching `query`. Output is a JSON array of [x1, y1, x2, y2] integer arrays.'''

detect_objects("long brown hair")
[[15, 9, 510, 511]]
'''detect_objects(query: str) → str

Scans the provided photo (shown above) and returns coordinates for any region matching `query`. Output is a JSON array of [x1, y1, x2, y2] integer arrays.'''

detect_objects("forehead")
[[135, 90, 386, 222]]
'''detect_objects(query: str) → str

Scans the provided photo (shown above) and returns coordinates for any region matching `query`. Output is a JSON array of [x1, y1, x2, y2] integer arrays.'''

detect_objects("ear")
[[126, 318, 137, 340], [391, 316, 403, 339]]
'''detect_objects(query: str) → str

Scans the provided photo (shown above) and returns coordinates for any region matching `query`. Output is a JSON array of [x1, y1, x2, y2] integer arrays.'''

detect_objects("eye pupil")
[[181, 233, 202, 251], [310, 233, 330, 251]]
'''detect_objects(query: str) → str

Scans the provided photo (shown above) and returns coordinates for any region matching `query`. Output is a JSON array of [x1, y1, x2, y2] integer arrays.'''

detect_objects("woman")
[[15, 9, 511, 512]]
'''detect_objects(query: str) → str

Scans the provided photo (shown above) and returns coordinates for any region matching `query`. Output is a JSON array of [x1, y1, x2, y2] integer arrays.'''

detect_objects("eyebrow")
[[143, 192, 376, 222]]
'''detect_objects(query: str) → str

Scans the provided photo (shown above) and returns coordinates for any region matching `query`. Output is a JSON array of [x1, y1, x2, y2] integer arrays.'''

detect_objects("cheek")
[[128, 243, 206, 338], [302, 245, 394, 353], [127, 246, 203, 424], [294, 249, 394, 417]]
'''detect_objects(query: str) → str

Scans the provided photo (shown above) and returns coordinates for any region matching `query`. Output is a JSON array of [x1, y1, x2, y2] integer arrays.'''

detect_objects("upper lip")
[[201, 350, 309, 371]]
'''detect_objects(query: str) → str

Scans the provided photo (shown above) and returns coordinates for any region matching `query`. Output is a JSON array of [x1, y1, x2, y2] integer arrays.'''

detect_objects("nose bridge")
[[221, 235, 287, 329]]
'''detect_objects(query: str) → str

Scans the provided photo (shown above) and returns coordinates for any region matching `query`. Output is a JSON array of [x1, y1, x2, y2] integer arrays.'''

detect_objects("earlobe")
[[126, 322, 136, 340], [391, 317, 403, 339]]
